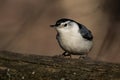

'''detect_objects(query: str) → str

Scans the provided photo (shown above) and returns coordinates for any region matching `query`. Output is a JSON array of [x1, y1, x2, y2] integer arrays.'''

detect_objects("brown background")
[[0, 0, 120, 63]]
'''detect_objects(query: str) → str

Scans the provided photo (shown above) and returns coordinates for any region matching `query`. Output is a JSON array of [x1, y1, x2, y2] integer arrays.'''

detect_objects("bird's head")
[[50, 18, 80, 34]]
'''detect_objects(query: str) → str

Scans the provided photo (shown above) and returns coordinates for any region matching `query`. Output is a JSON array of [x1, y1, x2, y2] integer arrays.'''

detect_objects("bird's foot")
[[79, 55, 91, 60], [62, 52, 71, 56], [62, 52, 72, 58], [52, 51, 71, 58]]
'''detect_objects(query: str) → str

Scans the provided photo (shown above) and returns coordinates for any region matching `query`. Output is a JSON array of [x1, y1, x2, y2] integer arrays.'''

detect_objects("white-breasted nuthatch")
[[50, 18, 93, 58]]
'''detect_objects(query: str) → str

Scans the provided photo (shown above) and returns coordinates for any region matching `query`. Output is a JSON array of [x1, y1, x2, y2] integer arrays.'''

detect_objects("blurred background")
[[0, 0, 120, 63]]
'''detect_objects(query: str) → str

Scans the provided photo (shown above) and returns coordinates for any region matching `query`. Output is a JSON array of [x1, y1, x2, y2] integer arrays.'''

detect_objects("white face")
[[55, 21, 79, 34]]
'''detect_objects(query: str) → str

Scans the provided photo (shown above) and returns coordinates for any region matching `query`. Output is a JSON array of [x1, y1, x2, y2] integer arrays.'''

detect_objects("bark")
[[0, 51, 120, 80]]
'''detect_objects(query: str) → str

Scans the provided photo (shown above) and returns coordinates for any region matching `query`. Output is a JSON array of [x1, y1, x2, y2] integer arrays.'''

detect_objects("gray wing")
[[79, 24, 93, 40]]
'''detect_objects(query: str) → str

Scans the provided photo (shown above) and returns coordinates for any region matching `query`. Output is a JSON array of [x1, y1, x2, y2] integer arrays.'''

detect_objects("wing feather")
[[78, 24, 93, 40]]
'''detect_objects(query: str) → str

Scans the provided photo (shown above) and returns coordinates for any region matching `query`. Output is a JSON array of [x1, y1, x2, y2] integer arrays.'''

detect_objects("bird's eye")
[[64, 24, 67, 27]]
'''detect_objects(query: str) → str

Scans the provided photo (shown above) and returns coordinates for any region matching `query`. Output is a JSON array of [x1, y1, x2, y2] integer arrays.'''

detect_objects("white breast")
[[58, 31, 93, 54]]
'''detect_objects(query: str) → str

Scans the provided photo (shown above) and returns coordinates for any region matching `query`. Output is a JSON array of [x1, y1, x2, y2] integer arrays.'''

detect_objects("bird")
[[50, 18, 93, 59]]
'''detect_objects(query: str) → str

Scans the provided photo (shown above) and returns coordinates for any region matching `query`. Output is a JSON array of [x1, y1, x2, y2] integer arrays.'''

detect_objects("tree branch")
[[0, 51, 120, 80]]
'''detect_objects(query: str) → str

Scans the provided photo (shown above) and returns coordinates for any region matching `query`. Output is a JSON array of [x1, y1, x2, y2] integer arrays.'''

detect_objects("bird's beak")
[[50, 25, 56, 27]]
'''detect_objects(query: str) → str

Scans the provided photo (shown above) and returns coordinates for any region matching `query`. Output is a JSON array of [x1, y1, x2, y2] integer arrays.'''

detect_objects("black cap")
[[50, 18, 74, 27]]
